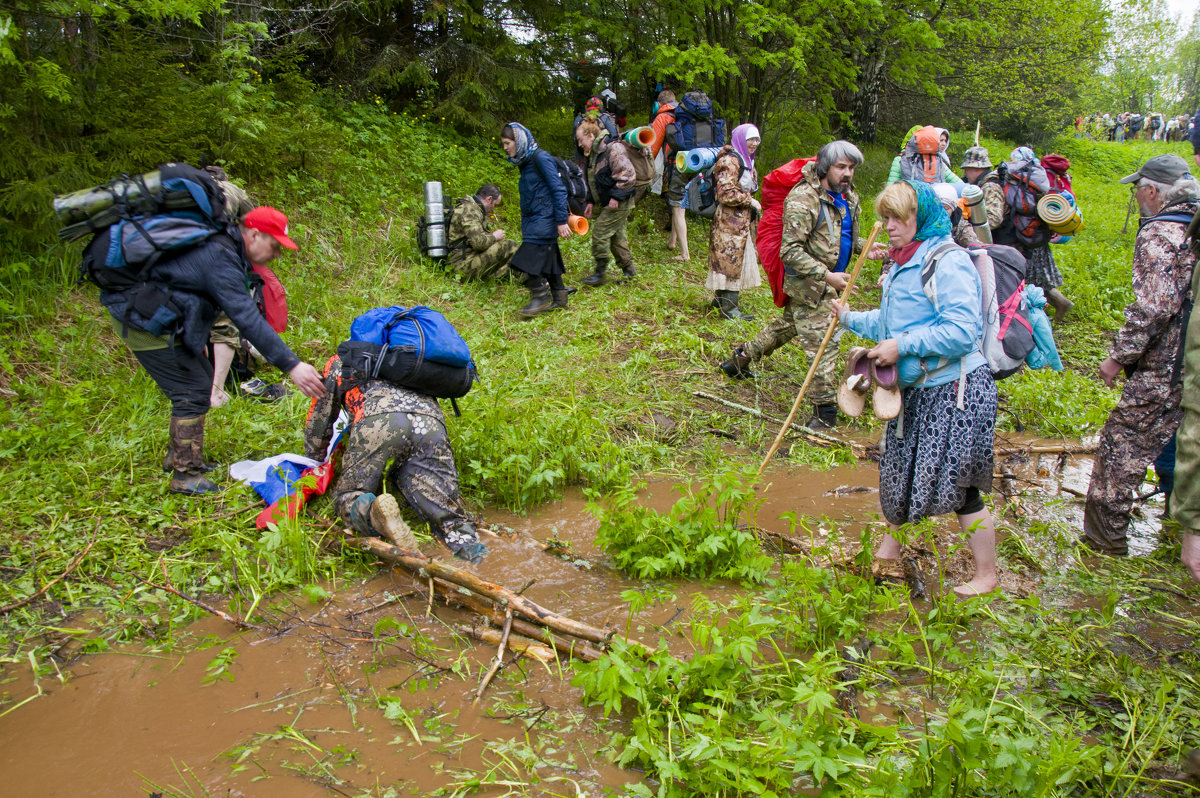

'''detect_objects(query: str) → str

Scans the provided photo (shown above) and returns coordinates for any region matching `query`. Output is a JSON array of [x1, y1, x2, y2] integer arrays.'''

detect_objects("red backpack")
[[757, 157, 815, 307], [1040, 154, 1073, 195]]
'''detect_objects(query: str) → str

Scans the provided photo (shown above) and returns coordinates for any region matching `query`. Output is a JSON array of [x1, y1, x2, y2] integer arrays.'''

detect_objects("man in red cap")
[[208, 206, 297, 406], [99, 203, 325, 496]]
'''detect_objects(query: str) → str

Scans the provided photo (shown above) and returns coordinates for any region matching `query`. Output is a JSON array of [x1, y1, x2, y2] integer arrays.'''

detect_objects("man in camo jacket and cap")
[[446, 184, 520, 280], [1083, 155, 1200, 556], [959, 146, 1005, 230]]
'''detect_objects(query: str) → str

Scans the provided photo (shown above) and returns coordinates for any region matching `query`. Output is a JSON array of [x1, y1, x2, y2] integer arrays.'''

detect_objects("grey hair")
[[816, 140, 864, 178], [1141, 173, 1200, 207]]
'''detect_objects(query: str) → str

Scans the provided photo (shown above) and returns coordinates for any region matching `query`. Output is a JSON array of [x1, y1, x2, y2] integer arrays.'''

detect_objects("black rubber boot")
[[719, 345, 756, 379], [167, 415, 220, 496], [716, 290, 754, 321], [550, 288, 570, 310], [804, 404, 839, 430], [582, 261, 609, 287], [620, 263, 637, 279], [518, 281, 552, 318]]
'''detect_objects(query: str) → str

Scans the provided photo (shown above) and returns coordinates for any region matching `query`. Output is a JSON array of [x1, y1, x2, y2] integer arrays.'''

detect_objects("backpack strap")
[[916, 241, 972, 407]]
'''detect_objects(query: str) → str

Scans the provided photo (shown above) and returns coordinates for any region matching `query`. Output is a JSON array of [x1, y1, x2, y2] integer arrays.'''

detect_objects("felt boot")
[[518, 281, 552, 318], [167, 415, 220, 495]]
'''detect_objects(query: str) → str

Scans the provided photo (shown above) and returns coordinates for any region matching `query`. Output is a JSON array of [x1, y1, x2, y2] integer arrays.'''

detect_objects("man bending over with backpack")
[[304, 354, 487, 563], [446, 184, 519, 280], [99, 206, 326, 496]]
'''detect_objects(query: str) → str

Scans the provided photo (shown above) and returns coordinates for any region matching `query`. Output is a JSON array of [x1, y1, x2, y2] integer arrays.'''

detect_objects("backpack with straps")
[[337, 306, 478, 409], [757, 157, 817, 307], [998, 160, 1053, 248], [669, 91, 726, 151], [920, 242, 1036, 380], [551, 154, 589, 215]]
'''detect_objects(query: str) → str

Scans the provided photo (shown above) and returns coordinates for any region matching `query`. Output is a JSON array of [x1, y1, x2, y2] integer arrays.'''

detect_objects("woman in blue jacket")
[[500, 123, 573, 317], [832, 180, 999, 598]]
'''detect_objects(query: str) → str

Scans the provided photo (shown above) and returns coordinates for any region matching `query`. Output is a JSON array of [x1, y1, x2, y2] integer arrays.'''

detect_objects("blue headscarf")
[[904, 180, 952, 241], [503, 122, 538, 166]]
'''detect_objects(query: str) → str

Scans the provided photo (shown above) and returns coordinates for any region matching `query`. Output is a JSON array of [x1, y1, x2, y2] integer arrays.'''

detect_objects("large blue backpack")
[[670, 91, 726, 150], [339, 305, 478, 408]]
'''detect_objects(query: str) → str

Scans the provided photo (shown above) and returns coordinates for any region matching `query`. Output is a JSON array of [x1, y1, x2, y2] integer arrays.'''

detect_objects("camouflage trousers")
[[1083, 370, 1182, 555], [591, 204, 632, 270], [741, 276, 838, 406], [451, 239, 519, 280], [333, 411, 471, 539]]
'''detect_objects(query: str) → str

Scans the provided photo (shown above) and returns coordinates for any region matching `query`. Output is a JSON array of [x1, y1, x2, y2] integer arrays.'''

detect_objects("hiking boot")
[[804, 404, 839, 430], [719, 345, 756, 380], [582, 262, 609, 287], [240, 377, 287, 403], [167, 415, 220, 496], [369, 494, 421, 551], [550, 288, 570, 310], [518, 281, 552, 318]]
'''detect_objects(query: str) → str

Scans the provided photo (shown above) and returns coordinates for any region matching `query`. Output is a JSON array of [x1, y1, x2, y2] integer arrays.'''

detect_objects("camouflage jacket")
[[780, 161, 862, 307], [304, 355, 444, 460], [1110, 199, 1200, 377], [447, 197, 493, 264], [585, 134, 636, 206]]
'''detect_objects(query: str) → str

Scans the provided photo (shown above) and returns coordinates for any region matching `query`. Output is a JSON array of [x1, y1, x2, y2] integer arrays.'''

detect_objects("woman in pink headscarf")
[[707, 123, 763, 320]]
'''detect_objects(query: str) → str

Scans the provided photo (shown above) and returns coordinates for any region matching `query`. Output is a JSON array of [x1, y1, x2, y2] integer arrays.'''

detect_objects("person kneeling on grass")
[[831, 180, 999, 598], [304, 354, 487, 563]]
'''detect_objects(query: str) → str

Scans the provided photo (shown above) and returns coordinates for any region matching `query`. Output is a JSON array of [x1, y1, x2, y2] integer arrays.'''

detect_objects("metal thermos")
[[423, 181, 446, 257], [961, 184, 992, 244]]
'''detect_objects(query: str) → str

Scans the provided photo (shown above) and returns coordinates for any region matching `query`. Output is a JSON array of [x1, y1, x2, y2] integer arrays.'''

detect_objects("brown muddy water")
[[0, 442, 1169, 796]]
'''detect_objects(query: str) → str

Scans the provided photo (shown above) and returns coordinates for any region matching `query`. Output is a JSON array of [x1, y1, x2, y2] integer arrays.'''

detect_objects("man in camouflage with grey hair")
[[1083, 154, 1200, 556], [959, 146, 1006, 230], [719, 140, 885, 429], [446, 184, 519, 281]]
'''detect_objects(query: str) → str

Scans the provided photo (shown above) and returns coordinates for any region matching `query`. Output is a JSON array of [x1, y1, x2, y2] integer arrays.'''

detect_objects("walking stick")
[[756, 221, 884, 477], [1122, 189, 1136, 234]]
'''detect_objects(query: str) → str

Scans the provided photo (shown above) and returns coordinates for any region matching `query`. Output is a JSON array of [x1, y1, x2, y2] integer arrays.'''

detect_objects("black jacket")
[[99, 228, 300, 371]]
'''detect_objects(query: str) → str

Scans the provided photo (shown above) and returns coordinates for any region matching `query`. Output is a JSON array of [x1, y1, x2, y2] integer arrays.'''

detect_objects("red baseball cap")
[[243, 206, 299, 250]]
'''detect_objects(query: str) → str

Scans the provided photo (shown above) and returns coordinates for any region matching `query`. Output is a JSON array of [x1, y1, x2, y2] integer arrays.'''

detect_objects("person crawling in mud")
[[304, 355, 487, 564]]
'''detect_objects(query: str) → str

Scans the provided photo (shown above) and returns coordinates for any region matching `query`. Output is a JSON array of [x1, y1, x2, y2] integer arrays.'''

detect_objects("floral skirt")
[[879, 366, 997, 525], [1024, 245, 1063, 290]]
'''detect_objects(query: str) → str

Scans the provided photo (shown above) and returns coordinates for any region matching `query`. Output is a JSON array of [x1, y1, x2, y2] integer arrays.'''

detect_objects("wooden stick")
[[758, 221, 883, 476], [474, 608, 513, 705], [999, 444, 1096, 456], [0, 536, 95, 615], [432, 579, 604, 662], [693, 391, 867, 457], [461, 626, 556, 663], [348, 536, 616, 645]]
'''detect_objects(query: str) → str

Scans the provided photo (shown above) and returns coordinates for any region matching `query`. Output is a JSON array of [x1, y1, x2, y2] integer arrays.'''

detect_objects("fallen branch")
[[474, 608, 513, 705], [999, 443, 1096, 456], [132, 563, 267, 632], [693, 390, 867, 457], [0, 535, 96, 615], [462, 625, 556, 663], [347, 536, 616, 646]]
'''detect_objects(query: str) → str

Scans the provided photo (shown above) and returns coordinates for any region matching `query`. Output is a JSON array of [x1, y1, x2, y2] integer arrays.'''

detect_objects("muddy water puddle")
[[0, 442, 1178, 796]]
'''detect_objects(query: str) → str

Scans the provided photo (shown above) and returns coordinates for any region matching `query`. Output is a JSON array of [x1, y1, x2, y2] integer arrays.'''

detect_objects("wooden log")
[[461, 625, 556, 663], [347, 536, 615, 646], [433, 581, 604, 662], [998, 444, 1096, 456]]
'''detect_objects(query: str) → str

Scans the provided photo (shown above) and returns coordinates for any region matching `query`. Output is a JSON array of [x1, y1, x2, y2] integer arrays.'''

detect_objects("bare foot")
[[667, 239, 677, 251], [952, 577, 998, 599], [210, 387, 230, 408], [671, 254, 690, 262]]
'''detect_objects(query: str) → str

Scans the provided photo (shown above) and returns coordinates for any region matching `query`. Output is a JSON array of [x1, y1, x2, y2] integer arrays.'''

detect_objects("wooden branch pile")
[[345, 534, 647, 698]]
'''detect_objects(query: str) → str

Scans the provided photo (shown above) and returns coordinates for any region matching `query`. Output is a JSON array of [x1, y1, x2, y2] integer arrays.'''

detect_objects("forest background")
[[2, 0, 1200, 259]]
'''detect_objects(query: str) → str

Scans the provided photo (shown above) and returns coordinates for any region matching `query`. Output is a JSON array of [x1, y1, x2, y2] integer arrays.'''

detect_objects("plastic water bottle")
[[423, 181, 446, 257]]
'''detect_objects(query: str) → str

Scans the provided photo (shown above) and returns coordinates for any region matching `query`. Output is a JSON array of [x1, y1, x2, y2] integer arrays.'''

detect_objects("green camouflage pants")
[[333, 411, 471, 540], [742, 275, 838, 406], [1083, 371, 1182, 555], [591, 204, 632, 270], [451, 239, 519, 280]]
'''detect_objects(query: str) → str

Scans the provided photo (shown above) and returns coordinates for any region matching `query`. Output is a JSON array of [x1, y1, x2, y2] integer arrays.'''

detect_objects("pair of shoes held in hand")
[[837, 347, 901, 420]]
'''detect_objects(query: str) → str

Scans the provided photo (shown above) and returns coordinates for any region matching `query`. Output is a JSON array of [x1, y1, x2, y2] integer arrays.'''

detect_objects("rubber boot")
[[804, 404, 839, 431], [518, 280, 552, 318], [620, 263, 637, 279], [162, 449, 215, 474], [369, 494, 421, 550], [550, 288, 570, 311], [582, 261, 609, 287], [1047, 287, 1074, 322], [719, 345, 756, 380], [716, 290, 754, 321], [168, 415, 220, 495]]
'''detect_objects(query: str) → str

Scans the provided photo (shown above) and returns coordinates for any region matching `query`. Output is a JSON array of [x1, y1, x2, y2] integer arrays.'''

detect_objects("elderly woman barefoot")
[[832, 180, 1000, 598]]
